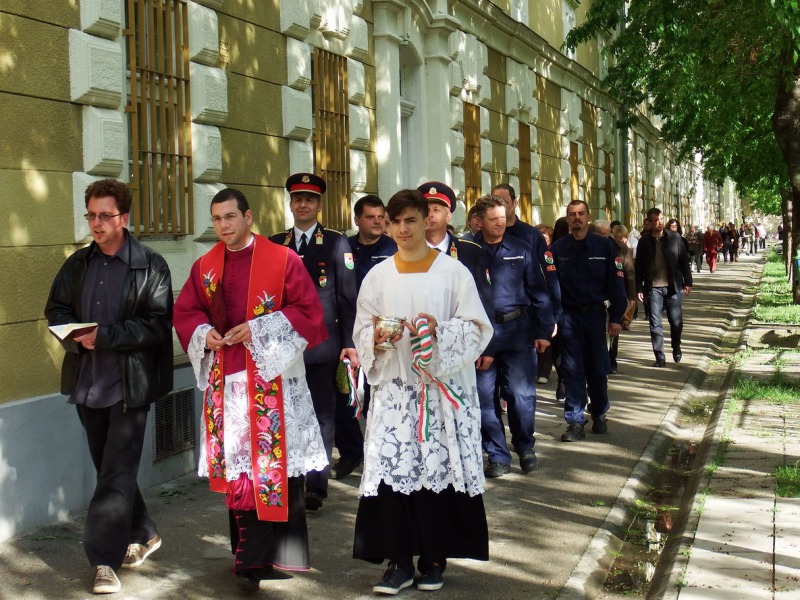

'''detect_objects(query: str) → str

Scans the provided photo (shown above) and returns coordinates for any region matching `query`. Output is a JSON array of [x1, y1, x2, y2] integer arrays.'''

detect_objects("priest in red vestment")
[[174, 188, 327, 591]]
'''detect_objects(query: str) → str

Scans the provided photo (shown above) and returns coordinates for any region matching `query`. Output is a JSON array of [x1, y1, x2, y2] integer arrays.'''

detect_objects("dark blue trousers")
[[559, 308, 610, 425], [477, 325, 538, 465]]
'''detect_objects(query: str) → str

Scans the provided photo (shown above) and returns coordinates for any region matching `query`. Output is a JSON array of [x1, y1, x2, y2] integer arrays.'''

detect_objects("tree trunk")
[[782, 192, 791, 276], [772, 55, 800, 302]]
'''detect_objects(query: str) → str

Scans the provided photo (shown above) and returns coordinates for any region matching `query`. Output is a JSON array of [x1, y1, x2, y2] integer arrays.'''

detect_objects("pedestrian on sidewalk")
[[609, 224, 637, 373], [173, 188, 329, 591], [352, 189, 493, 595], [703, 225, 723, 272], [550, 200, 627, 442], [685, 224, 703, 272], [635, 208, 693, 368], [44, 179, 173, 595]]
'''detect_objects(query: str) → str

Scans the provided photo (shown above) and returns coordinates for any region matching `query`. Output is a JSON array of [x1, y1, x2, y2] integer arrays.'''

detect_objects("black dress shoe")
[[304, 490, 324, 511], [484, 462, 510, 478], [236, 570, 261, 592], [673, 351, 682, 363], [519, 450, 538, 473], [331, 456, 362, 480], [652, 357, 666, 367]]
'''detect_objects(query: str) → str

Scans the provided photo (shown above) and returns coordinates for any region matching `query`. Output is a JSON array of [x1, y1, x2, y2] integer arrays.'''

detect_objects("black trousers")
[[334, 390, 364, 461], [76, 402, 156, 569], [229, 476, 310, 573], [305, 362, 337, 496]]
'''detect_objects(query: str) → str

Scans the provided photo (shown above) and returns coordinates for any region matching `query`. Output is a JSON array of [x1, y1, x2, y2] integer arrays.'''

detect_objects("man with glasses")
[[270, 173, 359, 512], [174, 188, 328, 591], [45, 179, 173, 594]]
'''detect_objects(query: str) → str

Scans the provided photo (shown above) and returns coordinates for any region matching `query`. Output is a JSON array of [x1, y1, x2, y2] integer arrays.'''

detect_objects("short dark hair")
[[646, 207, 662, 220], [211, 188, 250, 214], [474, 194, 505, 219], [566, 199, 590, 214], [84, 179, 133, 214], [467, 205, 478, 219], [353, 194, 384, 218], [386, 189, 428, 221], [666, 218, 683, 234], [552, 217, 569, 242], [491, 183, 516, 200]]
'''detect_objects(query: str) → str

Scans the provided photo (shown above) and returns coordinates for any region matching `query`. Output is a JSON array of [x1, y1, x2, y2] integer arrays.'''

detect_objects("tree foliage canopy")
[[565, 0, 800, 214]]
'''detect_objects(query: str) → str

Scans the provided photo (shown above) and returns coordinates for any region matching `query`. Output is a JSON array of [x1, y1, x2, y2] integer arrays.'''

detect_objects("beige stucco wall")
[[530, 0, 563, 51], [535, 75, 564, 226], [0, 6, 83, 403]]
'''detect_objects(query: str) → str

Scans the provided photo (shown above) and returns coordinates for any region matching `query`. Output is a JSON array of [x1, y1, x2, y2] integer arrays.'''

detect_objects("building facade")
[[0, 0, 739, 540]]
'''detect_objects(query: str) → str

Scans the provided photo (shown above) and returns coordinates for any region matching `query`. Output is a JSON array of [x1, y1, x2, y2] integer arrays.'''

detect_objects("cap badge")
[[429, 187, 437, 195], [302, 175, 310, 183]]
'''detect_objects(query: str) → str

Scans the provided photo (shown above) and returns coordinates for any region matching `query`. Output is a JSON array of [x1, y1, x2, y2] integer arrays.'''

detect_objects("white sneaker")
[[536, 376, 548, 384], [93, 565, 121, 594]]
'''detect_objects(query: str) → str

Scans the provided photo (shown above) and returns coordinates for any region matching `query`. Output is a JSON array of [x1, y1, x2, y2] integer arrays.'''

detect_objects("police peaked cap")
[[417, 181, 456, 213], [286, 173, 326, 196]]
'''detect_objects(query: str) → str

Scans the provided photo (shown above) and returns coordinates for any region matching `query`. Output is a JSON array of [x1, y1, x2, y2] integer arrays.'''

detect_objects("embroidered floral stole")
[[200, 236, 291, 521]]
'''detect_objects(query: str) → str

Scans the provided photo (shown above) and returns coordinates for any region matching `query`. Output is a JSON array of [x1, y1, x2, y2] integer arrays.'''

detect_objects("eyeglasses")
[[84, 213, 122, 222], [211, 213, 242, 224]]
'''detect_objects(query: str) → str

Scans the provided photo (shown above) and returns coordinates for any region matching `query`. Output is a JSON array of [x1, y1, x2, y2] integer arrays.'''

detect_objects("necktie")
[[298, 232, 308, 255]]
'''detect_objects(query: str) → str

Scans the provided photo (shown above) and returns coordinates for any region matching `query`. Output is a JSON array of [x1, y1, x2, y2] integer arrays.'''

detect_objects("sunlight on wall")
[[0, 445, 20, 541], [0, 50, 15, 74], [47, 487, 70, 522], [8, 214, 29, 246], [21, 159, 48, 202]]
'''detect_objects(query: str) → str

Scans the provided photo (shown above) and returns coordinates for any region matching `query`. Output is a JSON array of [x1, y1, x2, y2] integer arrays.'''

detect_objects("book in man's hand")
[[48, 323, 98, 341]]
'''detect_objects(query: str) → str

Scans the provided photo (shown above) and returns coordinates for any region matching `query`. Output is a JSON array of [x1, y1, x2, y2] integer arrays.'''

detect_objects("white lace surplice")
[[355, 253, 493, 497], [187, 312, 328, 480]]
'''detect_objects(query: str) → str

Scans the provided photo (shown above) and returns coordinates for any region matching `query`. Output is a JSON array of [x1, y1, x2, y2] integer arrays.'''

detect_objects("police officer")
[[550, 200, 627, 442], [473, 195, 554, 477], [331, 194, 397, 481], [270, 173, 358, 510], [417, 181, 493, 314]]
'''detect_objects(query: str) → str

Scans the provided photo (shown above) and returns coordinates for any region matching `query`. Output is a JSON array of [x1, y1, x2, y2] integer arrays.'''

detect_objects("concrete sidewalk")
[[666, 271, 800, 600], [0, 253, 780, 599]]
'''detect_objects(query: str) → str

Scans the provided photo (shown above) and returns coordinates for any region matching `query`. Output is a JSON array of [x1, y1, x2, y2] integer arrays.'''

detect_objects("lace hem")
[[358, 378, 484, 498], [430, 319, 486, 378], [244, 312, 308, 382], [188, 323, 214, 392]]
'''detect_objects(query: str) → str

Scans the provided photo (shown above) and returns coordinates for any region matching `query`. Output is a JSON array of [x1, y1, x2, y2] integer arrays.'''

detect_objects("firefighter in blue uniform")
[[473, 195, 554, 477], [417, 181, 493, 316], [550, 200, 627, 442], [332, 194, 397, 481], [269, 173, 358, 510]]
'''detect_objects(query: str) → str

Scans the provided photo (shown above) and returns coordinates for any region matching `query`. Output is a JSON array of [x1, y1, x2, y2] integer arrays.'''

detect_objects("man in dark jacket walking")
[[45, 179, 173, 595], [635, 207, 692, 367]]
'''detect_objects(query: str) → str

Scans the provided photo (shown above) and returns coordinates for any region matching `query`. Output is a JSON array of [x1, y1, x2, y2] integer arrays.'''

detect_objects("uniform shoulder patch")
[[614, 257, 623, 270], [544, 251, 554, 264], [344, 252, 354, 270]]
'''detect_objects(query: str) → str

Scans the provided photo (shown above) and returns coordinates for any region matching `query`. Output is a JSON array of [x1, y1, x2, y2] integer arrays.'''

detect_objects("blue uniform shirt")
[[478, 233, 554, 356], [347, 233, 397, 290], [551, 232, 627, 324], [506, 219, 562, 321]]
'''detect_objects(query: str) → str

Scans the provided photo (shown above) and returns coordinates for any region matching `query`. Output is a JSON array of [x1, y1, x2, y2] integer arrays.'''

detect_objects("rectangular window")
[[126, 0, 193, 237], [313, 48, 350, 230], [464, 103, 481, 207], [569, 141, 580, 200], [518, 122, 532, 222]]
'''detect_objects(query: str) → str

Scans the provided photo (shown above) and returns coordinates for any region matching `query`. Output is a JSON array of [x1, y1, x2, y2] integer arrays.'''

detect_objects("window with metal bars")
[[569, 141, 580, 201], [125, 0, 193, 237], [153, 388, 195, 461], [464, 103, 481, 207], [518, 122, 533, 222], [312, 48, 350, 230]]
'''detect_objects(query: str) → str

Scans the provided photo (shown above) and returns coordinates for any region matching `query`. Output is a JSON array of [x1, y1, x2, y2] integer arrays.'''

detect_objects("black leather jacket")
[[44, 232, 174, 409]]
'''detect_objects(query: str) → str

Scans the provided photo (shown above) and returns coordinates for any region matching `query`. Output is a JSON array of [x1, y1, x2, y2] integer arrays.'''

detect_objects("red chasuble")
[[200, 237, 289, 522]]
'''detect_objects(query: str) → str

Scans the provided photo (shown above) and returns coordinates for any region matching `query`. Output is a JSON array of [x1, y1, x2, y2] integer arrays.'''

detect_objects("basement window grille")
[[154, 387, 195, 461]]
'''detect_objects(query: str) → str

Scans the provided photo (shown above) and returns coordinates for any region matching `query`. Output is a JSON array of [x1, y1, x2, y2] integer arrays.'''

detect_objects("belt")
[[564, 303, 606, 312], [495, 307, 526, 323]]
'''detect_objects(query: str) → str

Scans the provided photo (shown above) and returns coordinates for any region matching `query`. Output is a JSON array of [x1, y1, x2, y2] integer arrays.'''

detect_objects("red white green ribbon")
[[342, 357, 362, 419], [410, 316, 466, 441]]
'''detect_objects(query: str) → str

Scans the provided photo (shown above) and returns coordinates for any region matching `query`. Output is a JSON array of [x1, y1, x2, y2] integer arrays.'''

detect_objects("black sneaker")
[[591, 415, 608, 434], [235, 570, 261, 592], [519, 450, 538, 473], [560, 423, 585, 442], [373, 562, 414, 595], [484, 462, 510, 478], [417, 564, 444, 591], [331, 456, 362, 480]]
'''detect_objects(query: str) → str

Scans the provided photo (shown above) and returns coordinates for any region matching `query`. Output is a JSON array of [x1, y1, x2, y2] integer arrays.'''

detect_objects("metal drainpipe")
[[618, 3, 631, 227]]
